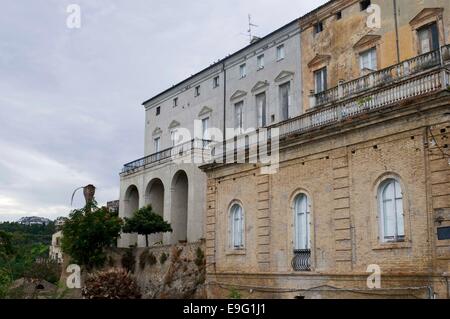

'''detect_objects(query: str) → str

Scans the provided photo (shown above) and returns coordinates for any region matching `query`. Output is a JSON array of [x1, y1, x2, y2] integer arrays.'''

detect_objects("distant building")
[[49, 231, 63, 264], [18, 216, 51, 226], [54, 217, 67, 231], [107, 200, 120, 214]]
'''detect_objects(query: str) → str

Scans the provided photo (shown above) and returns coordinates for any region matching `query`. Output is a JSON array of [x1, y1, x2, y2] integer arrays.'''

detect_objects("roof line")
[[141, 0, 336, 106]]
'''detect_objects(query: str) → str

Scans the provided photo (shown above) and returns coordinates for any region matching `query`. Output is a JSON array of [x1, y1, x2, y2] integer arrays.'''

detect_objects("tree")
[[61, 201, 123, 269], [0, 231, 14, 259], [122, 205, 172, 247]]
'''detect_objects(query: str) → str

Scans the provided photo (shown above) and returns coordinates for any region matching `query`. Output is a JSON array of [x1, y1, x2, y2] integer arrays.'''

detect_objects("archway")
[[171, 170, 188, 243], [145, 178, 165, 245], [124, 185, 139, 246]]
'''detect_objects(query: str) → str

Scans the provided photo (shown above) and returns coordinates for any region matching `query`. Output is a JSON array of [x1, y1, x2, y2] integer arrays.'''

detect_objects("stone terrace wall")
[[106, 240, 207, 299]]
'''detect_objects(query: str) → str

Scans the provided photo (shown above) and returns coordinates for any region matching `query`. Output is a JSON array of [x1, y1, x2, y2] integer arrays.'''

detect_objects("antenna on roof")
[[247, 14, 259, 43]]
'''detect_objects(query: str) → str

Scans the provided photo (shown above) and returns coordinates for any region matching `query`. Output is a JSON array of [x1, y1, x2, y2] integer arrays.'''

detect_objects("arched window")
[[379, 179, 405, 242], [294, 194, 311, 250], [229, 203, 244, 249]]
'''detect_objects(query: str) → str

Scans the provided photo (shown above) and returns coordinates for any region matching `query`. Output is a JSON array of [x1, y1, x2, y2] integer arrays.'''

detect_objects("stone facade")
[[201, 0, 450, 299]]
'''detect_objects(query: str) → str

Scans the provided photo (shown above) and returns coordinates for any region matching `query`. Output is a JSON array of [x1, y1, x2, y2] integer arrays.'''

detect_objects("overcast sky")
[[0, 0, 327, 222]]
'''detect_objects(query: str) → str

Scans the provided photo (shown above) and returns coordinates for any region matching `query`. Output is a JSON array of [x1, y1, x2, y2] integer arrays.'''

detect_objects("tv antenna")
[[247, 14, 259, 43]]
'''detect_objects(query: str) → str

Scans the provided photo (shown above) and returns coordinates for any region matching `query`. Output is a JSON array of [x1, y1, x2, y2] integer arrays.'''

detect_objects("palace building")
[[120, 0, 450, 298]]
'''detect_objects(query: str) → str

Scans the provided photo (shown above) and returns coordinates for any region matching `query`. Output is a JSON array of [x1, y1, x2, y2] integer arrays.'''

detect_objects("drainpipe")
[[393, 0, 401, 63]]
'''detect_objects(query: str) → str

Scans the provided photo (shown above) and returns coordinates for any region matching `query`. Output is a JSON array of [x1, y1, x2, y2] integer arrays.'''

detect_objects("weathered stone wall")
[[203, 89, 450, 298], [300, 0, 450, 110], [106, 241, 207, 299]]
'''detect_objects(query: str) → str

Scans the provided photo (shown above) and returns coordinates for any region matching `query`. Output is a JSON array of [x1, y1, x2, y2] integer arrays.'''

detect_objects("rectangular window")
[[156, 106, 161, 116], [417, 23, 439, 54], [213, 76, 220, 88], [170, 130, 177, 146], [154, 137, 160, 153], [359, 47, 377, 73], [202, 117, 209, 140], [239, 64, 246, 78], [313, 22, 324, 35], [336, 11, 342, 20], [234, 101, 244, 130], [279, 82, 290, 121], [314, 67, 327, 94], [173, 97, 178, 107], [360, 0, 371, 11], [257, 54, 265, 70], [276, 44, 285, 61], [256, 92, 267, 128], [195, 85, 200, 97]]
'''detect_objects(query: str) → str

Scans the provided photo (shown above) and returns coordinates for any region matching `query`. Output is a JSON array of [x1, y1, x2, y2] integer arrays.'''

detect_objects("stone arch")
[[171, 170, 189, 243], [145, 178, 165, 245], [123, 185, 139, 246], [124, 185, 139, 218], [145, 178, 165, 217]]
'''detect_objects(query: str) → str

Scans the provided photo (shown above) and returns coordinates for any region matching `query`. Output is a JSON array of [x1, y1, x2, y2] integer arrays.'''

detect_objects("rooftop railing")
[[310, 47, 446, 108], [121, 139, 211, 175]]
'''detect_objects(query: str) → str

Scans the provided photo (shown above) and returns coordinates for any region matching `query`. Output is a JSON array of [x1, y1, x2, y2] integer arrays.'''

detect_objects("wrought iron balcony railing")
[[121, 139, 211, 175], [310, 46, 449, 108], [292, 249, 311, 271]]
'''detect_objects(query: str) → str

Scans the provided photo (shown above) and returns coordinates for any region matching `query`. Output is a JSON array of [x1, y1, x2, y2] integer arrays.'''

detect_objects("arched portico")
[[123, 185, 139, 246], [145, 178, 165, 245], [171, 170, 188, 244]]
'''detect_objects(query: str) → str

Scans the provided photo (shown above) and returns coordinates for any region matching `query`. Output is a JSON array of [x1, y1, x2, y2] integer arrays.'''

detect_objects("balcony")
[[121, 139, 211, 176], [123, 45, 450, 174], [291, 249, 311, 271], [275, 57, 449, 140], [310, 46, 449, 108]]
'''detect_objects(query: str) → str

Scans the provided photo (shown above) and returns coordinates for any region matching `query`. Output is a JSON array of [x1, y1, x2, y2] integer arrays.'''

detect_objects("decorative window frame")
[[370, 173, 412, 250], [353, 35, 381, 75], [409, 8, 444, 55], [275, 71, 295, 122], [252, 81, 269, 129], [288, 189, 315, 271], [307, 55, 330, 96], [226, 200, 246, 255]]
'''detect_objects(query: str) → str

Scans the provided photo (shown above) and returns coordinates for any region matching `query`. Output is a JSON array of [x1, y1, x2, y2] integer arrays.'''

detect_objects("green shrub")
[[228, 288, 241, 299], [61, 202, 123, 269]]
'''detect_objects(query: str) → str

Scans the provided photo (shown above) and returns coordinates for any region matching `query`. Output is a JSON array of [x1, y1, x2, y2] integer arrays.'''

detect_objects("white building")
[[118, 19, 303, 248], [49, 231, 63, 264]]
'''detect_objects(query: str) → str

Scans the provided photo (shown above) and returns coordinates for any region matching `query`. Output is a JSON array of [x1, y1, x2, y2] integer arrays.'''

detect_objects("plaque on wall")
[[437, 227, 450, 240]]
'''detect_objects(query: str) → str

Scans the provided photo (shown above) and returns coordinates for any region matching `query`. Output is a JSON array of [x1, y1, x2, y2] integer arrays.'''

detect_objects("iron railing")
[[276, 68, 447, 139], [292, 249, 311, 271], [123, 46, 450, 174], [122, 139, 211, 175], [311, 47, 443, 108]]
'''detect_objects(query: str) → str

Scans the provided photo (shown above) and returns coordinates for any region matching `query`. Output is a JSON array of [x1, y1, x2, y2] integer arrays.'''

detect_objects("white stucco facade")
[[118, 19, 303, 248]]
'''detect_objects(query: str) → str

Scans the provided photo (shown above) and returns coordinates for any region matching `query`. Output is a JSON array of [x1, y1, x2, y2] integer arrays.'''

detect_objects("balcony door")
[[256, 92, 267, 128], [154, 137, 161, 160], [294, 194, 311, 250], [279, 82, 290, 121], [417, 22, 439, 54]]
